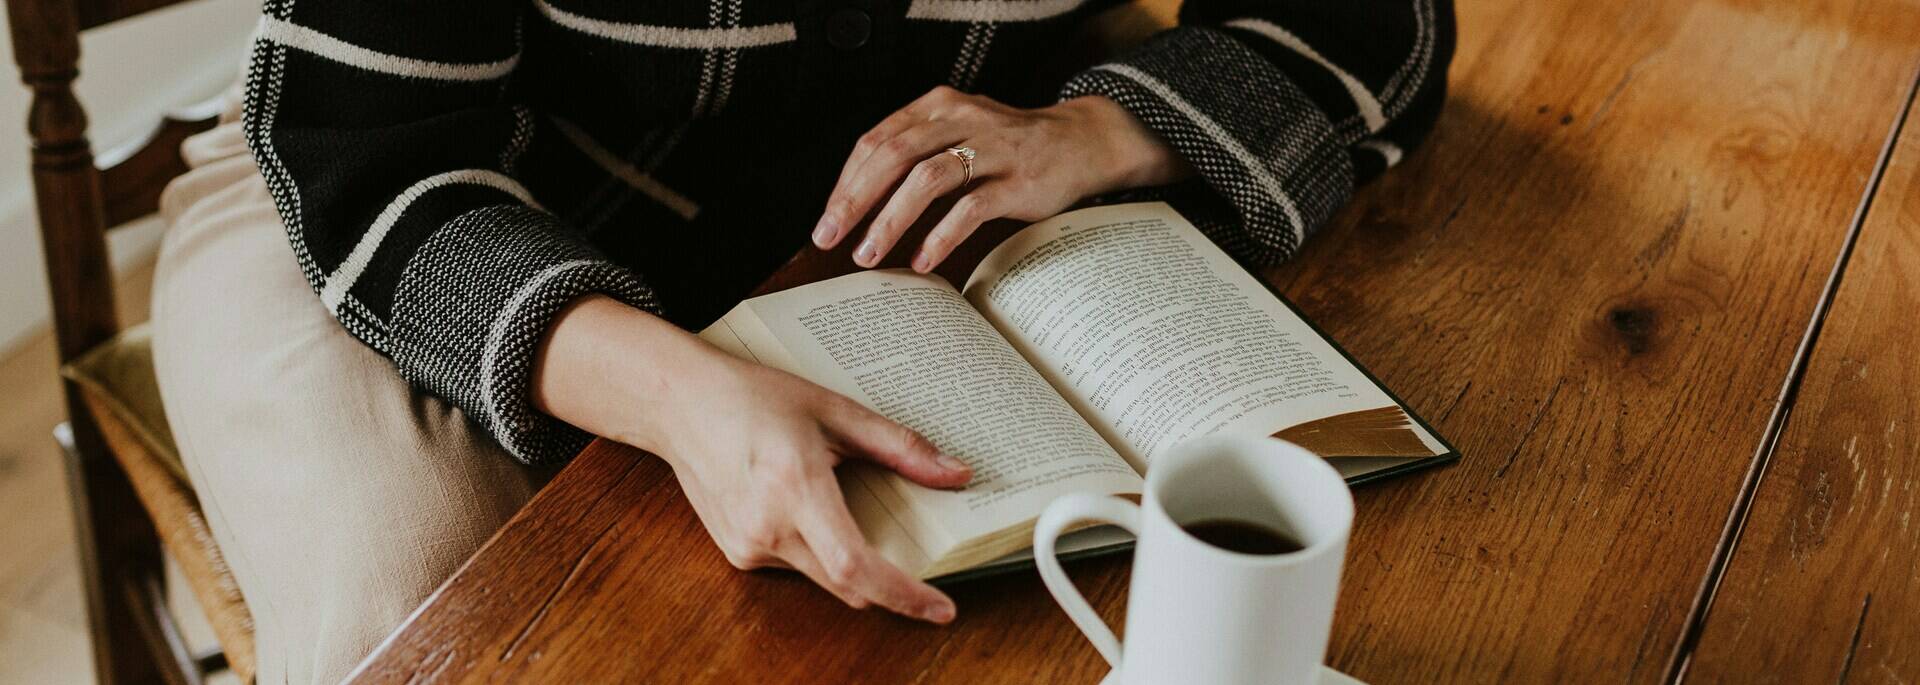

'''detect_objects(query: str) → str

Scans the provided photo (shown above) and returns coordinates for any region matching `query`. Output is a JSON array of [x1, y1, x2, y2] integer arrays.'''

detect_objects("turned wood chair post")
[[5, 1, 176, 684]]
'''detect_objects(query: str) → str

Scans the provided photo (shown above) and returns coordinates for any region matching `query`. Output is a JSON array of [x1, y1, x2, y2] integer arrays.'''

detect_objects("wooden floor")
[[0, 260, 233, 685], [0, 324, 99, 685]]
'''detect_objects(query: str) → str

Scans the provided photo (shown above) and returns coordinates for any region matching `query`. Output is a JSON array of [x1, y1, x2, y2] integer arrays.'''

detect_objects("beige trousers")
[[150, 98, 547, 683]]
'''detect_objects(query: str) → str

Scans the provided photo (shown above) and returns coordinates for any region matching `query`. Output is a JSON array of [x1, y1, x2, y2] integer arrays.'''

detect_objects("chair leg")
[[126, 571, 206, 685], [58, 407, 189, 685]]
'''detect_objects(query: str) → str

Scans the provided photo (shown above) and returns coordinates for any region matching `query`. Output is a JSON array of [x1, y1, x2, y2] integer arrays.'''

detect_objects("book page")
[[707, 269, 1141, 566], [964, 202, 1445, 472]]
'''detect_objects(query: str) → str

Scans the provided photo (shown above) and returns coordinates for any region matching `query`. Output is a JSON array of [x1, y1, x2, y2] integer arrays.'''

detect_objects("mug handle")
[[1033, 493, 1142, 667]]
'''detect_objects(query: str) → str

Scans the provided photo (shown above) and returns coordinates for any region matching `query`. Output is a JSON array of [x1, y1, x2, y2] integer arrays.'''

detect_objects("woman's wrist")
[[1053, 95, 1192, 195], [531, 294, 731, 455]]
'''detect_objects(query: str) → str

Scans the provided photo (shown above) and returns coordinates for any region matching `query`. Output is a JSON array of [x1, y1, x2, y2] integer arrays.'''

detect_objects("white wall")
[[0, 0, 258, 354]]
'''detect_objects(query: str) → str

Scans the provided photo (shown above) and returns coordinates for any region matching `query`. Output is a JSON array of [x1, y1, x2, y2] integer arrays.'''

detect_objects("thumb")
[[830, 403, 972, 489]]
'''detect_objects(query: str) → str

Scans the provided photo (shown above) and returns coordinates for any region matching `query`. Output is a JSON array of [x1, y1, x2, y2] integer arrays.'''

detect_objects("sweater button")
[[825, 8, 871, 50]]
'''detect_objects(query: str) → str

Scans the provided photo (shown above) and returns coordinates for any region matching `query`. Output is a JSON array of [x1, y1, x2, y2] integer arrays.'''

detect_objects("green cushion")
[[60, 324, 186, 484]]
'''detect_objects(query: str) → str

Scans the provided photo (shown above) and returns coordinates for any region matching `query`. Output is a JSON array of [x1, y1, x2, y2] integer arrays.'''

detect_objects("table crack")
[[1837, 593, 1873, 684], [1438, 379, 1474, 424], [906, 632, 961, 685], [1495, 378, 1562, 479]]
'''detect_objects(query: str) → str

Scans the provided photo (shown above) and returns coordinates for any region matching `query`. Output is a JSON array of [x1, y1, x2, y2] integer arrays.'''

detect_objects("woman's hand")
[[533, 296, 971, 622], [811, 87, 1191, 272], [651, 352, 973, 623]]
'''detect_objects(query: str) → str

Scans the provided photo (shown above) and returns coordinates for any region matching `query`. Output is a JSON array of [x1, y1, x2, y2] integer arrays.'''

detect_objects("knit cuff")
[[389, 205, 661, 465], [1062, 27, 1356, 266]]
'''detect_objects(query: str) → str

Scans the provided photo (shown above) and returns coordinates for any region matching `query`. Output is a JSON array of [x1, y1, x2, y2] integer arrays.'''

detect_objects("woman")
[[152, 0, 1453, 680]]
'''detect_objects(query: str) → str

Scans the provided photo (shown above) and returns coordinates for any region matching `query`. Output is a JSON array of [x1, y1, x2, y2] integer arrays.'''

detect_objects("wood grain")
[[1266, 1, 1920, 680], [353, 0, 1920, 682], [352, 442, 1132, 685], [1681, 78, 1920, 683]]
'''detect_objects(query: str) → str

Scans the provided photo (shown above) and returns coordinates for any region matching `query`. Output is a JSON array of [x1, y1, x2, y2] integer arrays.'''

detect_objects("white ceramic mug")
[[1034, 436, 1355, 685]]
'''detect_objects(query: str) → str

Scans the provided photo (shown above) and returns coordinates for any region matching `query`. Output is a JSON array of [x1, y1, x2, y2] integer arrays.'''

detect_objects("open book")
[[701, 202, 1457, 580]]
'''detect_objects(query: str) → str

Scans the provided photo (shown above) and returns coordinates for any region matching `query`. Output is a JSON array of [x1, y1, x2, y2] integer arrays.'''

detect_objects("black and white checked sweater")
[[242, 0, 1455, 464]]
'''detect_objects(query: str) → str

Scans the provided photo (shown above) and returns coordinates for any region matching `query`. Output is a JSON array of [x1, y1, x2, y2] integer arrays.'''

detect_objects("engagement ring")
[[946, 146, 977, 186]]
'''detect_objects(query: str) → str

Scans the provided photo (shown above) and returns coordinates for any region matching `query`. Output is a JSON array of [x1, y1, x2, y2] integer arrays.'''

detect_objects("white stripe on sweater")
[[1358, 140, 1404, 167], [255, 17, 519, 82], [1381, 0, 1437, 114], [479, 258, 600, 448], [1225, 18, 1386, 133], [948, 22, 996, 90], [534, 0, 795, 48], [552, 119, 703, 222], [501, 106, 537, 173], [906, 0, 1088, 23], [320, 170, 543, 312], [1093, 63, 1308, 244]]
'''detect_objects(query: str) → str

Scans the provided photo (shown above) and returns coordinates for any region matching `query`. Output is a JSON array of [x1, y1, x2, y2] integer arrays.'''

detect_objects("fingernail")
[[926, 601, 956, 623], [936, 453, 969, 473], [911, 252, 932, 273], [812, 219, 836, 248], [855, 240, 880, 266]]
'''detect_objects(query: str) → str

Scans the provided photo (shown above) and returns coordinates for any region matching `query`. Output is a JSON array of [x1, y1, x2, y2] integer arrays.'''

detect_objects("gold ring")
[[946, 146, 977, 186]]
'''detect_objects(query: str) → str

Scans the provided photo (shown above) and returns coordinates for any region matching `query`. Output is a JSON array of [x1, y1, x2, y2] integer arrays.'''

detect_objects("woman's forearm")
[[530, 294, 725, 454], [1054, 95, 1193, 194]]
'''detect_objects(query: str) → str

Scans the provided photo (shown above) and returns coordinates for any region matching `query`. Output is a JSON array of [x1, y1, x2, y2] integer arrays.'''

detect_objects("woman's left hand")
[[811, 86, 1190, 272]]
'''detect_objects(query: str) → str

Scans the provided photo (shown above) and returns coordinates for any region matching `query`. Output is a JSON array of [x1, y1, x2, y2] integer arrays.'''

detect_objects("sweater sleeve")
[[241, 0, 660, 464], [1063, 0, 1456, 265]]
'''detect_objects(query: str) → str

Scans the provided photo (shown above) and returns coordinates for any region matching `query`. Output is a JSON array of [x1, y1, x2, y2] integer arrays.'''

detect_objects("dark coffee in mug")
[[1180, 518, 1306, 555]]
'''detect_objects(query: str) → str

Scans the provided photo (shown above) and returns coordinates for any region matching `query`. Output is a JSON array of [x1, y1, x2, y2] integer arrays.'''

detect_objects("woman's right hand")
[[532, 295, 971, 623]]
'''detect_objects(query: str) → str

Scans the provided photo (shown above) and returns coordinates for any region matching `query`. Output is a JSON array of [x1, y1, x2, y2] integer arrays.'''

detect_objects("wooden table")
[[352, 0, 1920, 681]]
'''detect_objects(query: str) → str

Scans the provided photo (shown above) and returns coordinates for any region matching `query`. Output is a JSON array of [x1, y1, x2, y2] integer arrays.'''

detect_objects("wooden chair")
[[5, 0, 254, 683]]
